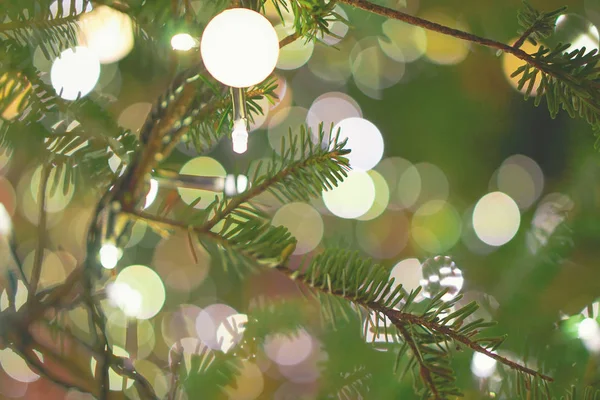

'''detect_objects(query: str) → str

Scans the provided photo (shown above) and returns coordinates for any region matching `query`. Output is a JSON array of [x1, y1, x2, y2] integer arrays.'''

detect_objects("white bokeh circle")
[[332, 117, 384, 171], [51, 46, 100, 100], [201, 8, 279, 88]]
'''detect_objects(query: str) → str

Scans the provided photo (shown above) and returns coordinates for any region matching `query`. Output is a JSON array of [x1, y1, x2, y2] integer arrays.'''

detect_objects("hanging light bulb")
[[171, 33, 197, 51], [230, 87, 250, 154], [200, 8, 279, 88]]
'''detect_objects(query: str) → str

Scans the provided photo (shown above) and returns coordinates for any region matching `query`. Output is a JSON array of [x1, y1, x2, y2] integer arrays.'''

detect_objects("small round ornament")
[[200, 8, 280, 88], [419, 255, 464, 301]]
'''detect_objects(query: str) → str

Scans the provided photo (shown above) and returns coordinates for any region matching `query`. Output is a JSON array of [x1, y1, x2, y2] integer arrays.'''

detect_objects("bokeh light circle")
[[272, 202, 324, 255], [178, 157, 226, 209], [332, 117, 384, 171], [322, 170, 375, 219], [473, 192, 521, 246], [412, 200, 462, 254], [113, 264, 166, 319], [264, 329, 313, 366], [51, 46, 100, 100]]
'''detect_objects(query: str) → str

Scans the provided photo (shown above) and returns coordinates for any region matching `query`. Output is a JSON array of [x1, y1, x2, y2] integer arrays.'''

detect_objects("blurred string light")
[[421, 10, 470, 65], [379, 20, 427, 63], [409, 163, 448, 212], [0, 203, 12, 235], [526, 193, 573, 253], [201, 8, 279, 88], [332, 117, 384, 171], [272, 202, 324, 255], [419, 255, 464, 302], [357, 170, 390, 221], [553, 14, 599, 52], [322, 169, 375, 219], [306, 91, 362, 142], [144, 179, 159, 209], [308, 37, 354, 85], [108, 265, 166, 320], [390, 258, 423, 296], [196, 303, 240, 351], [216, 313, 248, 354], [411, 200, 462, 254], [0, 348, 40, 383], [99, 243, 121, 269], [275, 24, 315, 70], [473, 192, 521, 247], [350, 37, 405, 98], [77, 5, 134, 64], [471, 352, 497, 378], [490, 154, 544, 210], [264, 328, 314, 366], [502, 39, 541, 94], [51, 46, 100, 100], [118, 102, 152, 133], [171, 33, 198, 51], [578, 318, 600, 352]]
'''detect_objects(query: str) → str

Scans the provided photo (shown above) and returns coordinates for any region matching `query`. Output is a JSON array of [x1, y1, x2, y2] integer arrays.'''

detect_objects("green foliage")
[[512, 44, 600, 132], [0, 0, 90, 60], [181, 347, 241, 399], [268, 0, 347, 41], [517, 1, 567, 46]]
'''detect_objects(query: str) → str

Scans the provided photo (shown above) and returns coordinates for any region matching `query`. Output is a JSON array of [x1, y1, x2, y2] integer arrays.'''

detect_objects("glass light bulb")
[[171, 33, 197, 51], [232, 119, 248, 154], [201, 8, 280, 88]]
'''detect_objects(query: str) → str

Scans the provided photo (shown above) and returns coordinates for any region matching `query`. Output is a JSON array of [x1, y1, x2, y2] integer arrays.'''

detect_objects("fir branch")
[[201, 127, 350, 231], [28, 164, 51, 300], [514, 2, 566, 48]]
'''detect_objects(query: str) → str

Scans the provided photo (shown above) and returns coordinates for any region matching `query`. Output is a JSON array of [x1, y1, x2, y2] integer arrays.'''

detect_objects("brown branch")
[[280, 32, 300, 48], [396, 323, 441, 399], [370, 305, 554, 382], [513, 26, 536, 50], [336, 0, 549, 72], [29, 164, 51, 301]]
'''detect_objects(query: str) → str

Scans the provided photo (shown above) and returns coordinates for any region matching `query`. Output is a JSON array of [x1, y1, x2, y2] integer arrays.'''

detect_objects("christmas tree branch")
[[28, 164, 51, 300], [0, 13, 79, 33]]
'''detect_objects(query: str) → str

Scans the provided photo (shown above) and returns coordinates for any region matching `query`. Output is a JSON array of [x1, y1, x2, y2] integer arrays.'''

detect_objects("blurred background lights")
[[471, 352, 497, 378], [379, 20, 427, 63], [306, 92, 362, 142], [268, 107, 314, 154], [0, 74, 31, 121], [527, 193, 573, 253], [356, 211, 409, 259], [275, 24, 315, 70], [90, 346, 133, 391], [491, 154, 544, 210], [78, 5, 135, 64], [412, 200, 462, 254], [0, 348, 40, 383], [171, 33, 197, 51], [224, 360, 264, 400], [350, 38, 405, 98], [144, 179, 158, 209], [332, 117, 384, 171], [106, 281, 142, 317], [216, 313, 248, 354], [0, 203, 12, 235], [473, 192, 521, 246], [50, 0, 92, 18], [420, 256, 464, 301], [553, 14, 600, 52], [422, 10, 470, 65], [99, 243, 121, 269], [201, 8, 279, 88], [51, 46, 100, 101], [578, 318, 600, 352], [196, 303, 239, 351], [178, 157, 226, 209], [272, 202, 324, 255], [264, 329, 313, 366], [319, 5, 349, 45], [502, 39, 541, 94], [390, 258, 423, 295], [113, 265, 165, 319], [322, 170, 375, 219], [357, 170, 390, 221]]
